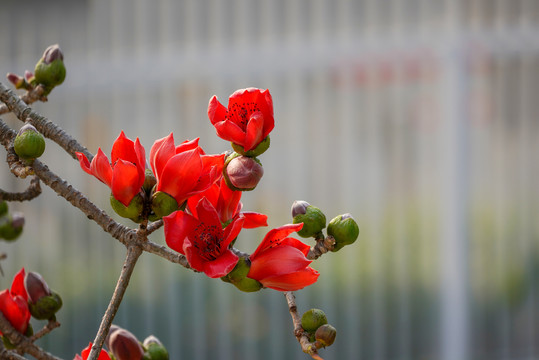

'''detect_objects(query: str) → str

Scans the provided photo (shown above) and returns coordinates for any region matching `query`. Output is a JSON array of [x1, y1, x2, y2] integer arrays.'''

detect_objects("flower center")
[[193, 224, 222, 261], [228, 102, 261, 129]]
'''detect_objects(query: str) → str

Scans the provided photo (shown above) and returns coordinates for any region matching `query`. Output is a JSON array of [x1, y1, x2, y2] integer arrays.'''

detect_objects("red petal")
[[183, 240, 206, 273], [111, 131, 137, 165], [251, 223, 304, 259], [202, 249, 239, 278], [248, 245, 312, 280], [81, 342, 111, 360], [222, 215, 245, 249], [0, 291, 30, 334], [90, 149, 113, 187], [213, 120, 247, 145], [11, 268, 27, 301], [164, 211, 198, 255], [76, 152, 92, 176], [111, 159, 140, 206], [186, 183, 220, 219], [243, 112, 264, 151], [150, 133, 175, 184], [279, 237, 311, 256], [134, 137, 146, 183], [195, 197, 223, 229], [207, 95, 227, 125], [241, 212, 268, 229], [175, 138, 200, 154], [217, 178, 242, 222], [158, 149, 202, 204], [258, 267, 319, 291]]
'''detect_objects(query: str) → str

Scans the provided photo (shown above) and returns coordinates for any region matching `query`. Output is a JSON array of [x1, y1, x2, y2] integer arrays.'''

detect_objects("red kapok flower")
[[247, 223, 319, 291], [0, 268, 30, 335], [208, 88, 274, 152], [187, 178, 268, 228], [150, 134, 224, 207], [74, 342, 111, 360], [76, 131, 146, 206], [164, 198, 244, 278]]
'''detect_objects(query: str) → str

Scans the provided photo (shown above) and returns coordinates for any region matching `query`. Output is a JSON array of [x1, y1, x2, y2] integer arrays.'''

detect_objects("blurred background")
[[1, 0, 539, 359]]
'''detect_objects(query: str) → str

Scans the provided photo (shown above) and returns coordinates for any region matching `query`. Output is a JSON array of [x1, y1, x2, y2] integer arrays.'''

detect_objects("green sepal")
[[301, 309, 328, 333], [231, 135, 270, 157], [110, 193, 144, 220], [292, 205, 326, 238], [150, 191, 179, 219], [221, 257, 262, 292], [327, 214, 359, 252], [28, 291, 63, 320]]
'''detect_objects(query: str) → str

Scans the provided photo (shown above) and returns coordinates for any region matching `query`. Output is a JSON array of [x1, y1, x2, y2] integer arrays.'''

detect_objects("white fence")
[[1, 0, 538, 359]]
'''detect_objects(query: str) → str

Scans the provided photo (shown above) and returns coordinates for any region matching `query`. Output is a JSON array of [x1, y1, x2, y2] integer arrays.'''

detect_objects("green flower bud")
[[223, 153, 264, 191], [143, 169, 157, 194], [150, 191, 179, 219], [0, 201, 8, 217], [291, 201, 326, 238], [315, 324, 336, 348], [110, 193, 144, 220], [14, 124, 46, 161], [221, 257, 262, 292], [327, 213, 359, 252], [231, 135, 271, 157], [301, 309, 328, 333], [28, 292, 62, 320], [0, 212, 24, 241], [143, 335, 169, 360], [34, 44, 66, 92]]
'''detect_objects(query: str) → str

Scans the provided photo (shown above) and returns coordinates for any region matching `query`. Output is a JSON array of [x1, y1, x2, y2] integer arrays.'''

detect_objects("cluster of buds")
[[301, 308, 337, 349], [0, 201, 24, 242], [291, 200, 359, 251], [7, 44, 66, 96], [104, 325, 169, 360]]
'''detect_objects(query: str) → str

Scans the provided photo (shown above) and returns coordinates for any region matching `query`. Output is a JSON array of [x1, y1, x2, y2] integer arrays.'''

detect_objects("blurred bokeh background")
[[1, 0, 539, 359]]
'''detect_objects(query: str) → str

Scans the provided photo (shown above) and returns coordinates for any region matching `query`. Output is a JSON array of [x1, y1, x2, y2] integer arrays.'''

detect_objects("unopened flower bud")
[[6, 73, 26, 89], [143, 335, 169, 360], [231, 135, 271, 157], [14, 124, 46, 161], [34, 44, 66, 93], [108, 327, 144, 360], [301, 309, 328, 333], [221, 257, 262, 292], [143, 169, 157, 194], [110, 193, 144, 220], [150, 191, 179, 219], [24, 272, 51, 303], [314, 324, 337, 348], [24, 70, 35, 83], [223, 153, 264, 191], [0, 201, 8, 217], [328, 213, 359, 252], [291, 201, 326, 238], [0, 212, 24, 241]]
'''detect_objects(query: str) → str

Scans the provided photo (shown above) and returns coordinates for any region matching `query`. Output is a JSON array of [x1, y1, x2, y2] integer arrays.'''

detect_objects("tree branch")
[[0, 312, 62, 360], [0, 82, 93, 161], [0, 176, 41, 202], [0, 85, 46, 116], [284, 292, 324, 360], [29, 319, 61, 343], [88, 245, 143, 360], [307, 236, 335, 260]]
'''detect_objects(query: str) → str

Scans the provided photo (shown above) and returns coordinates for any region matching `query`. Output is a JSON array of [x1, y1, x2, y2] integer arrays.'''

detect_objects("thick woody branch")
[[0, 312, 61, 360], [0, 341, 27, 360], [29, 319, 61, 342], [284, 292, 324, 360], [88, 245, 143, 360], [0, 176, 41, 202], [0, 82, 92, 161], [0, 85, 46, 116]]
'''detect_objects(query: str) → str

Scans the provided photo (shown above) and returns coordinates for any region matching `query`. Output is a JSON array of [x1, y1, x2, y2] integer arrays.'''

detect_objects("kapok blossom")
[[76, 131, 146, 207], [208, 88, 274, 151], [0, 268, 30, 335], [164, 198, 244, 278], [187, 178, 268, 228], [150, 134, 224, 207], [247, 223, 319, 291], [74, 342, 111, 360]]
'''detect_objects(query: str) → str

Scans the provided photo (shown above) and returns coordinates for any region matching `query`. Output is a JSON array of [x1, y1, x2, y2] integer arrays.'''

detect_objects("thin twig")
[[306, 236, 335, 260], [284, 292, 324, 360], [29, 319, 61, 342], [88, 245, 143, 360], [0, 176, 41, 201]]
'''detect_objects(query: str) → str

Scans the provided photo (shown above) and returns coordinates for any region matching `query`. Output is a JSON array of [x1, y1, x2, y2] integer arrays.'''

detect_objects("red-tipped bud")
[[24, 272, 51, 303], [42, 44, 64, 64], [108, 327, 144, 360], [7, 73, 25, 89], [291, 201, 326, 238], [34, 44, 66, 93], [143, 335, 169, 360], [328, 213, 359, 252], [223, 154, 264, 191], [14, 123, 46, 161]]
